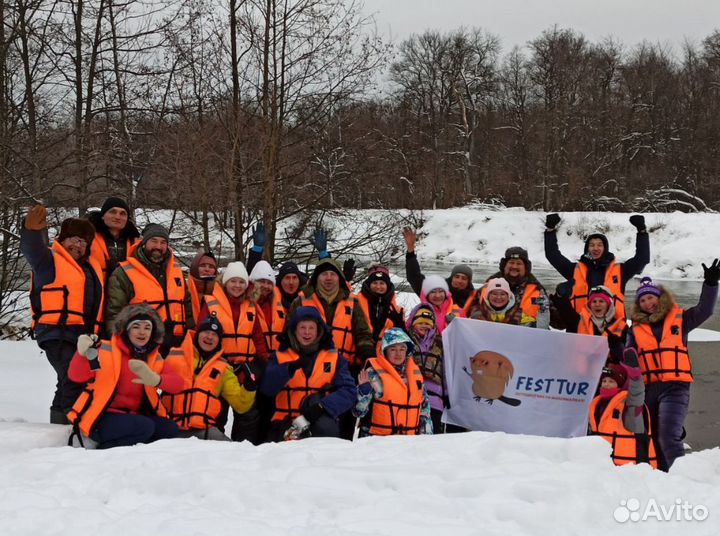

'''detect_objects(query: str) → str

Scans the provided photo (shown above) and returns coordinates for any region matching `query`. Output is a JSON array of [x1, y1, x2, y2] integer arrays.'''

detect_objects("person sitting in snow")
[[162, 314, 257, 441], [588, 350, 657, 469], [544, 213, 649, 325], [419, 275, 465, 335], [402, 226, 476, 313], [470, 277, 538, 327], [20, 205, 103, 425], [471, 247, 549, 328], [259, 306, 356, 441], [354, 264, 405, 343], [555, 285, 627, 363], [625, 266, 719, 471], [67, 304, 182, 449], [353, 327, 432, 437]]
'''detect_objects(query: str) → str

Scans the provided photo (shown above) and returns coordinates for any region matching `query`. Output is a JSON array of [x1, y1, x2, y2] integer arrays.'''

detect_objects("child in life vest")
[[588, 349, 657, 468], [568, 285, 627, 363], [353, 327, 433, 437], [469, 277, 536, 327]]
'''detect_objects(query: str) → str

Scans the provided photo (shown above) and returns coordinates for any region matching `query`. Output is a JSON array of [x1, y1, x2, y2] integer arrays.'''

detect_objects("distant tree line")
[[2, 1, 720, 272]]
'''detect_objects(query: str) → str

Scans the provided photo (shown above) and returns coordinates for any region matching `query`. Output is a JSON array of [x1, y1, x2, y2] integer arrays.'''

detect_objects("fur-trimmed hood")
[[630, 286, 676, 325], [112, 303, 165, 343]]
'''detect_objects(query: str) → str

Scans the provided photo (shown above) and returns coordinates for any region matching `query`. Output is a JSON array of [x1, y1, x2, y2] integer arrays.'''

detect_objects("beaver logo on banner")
[[443, 318, 608, 438]]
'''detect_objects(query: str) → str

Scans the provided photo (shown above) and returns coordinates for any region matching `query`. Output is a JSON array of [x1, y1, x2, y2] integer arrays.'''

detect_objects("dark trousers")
[[41, 340, 84, 422], [267, 413, 341, 442], [231, 407, 260, 444], [90, 413, 179, 449], [644, 381, 691, 472], [430, 408, 445, 434]]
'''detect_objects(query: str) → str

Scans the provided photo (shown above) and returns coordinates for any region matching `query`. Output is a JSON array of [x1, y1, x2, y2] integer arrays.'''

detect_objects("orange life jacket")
[[570, 261, 625, 321], [161, 331, 230, 430], [588, 390, 658, 468], [461, 289, 478, 316], [67, 335, 166, 436], [355, 292, 402, 342], [366, 356, 424, 436], [631, 303, 692, 383], [302, 291, 358, 366], [118, 251, 187, 338], [30, 241, 104, 333], [272, 348, 339, 421], [204, 292, 257, 367], [89, 233, 138, 282], [188, 276, 222, 325], [577, 308, 627, 338], [258, 287, 288, 351]]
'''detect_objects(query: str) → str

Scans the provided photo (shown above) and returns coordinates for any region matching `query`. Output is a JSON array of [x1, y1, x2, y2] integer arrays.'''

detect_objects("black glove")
[[343, 258, 356, 282], [629, 214, 646, 232], [252, 222, 267, 249], [622, 348, 640, 369], [240, 362, 258, 391], [301, 402, 325, 423], [702, 258, 720, 286], [387, 307, 405, 327], [545, 213, 561, 230]]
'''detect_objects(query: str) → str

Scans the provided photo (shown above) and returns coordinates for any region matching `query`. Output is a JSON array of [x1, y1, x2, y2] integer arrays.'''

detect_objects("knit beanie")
[[197, 313, 223, 337], [450, 264, 473, 280], [222, 261, 249, 285], [249, 260, 276, 284], [601, 364, 627, 389], [588, 286, 613, 308], [412, 306, 435, 328], [100, 197, 130, 216], [635, 277, 661, 303], [421, 274, 449, 296], [365, 264, 392, 286], [141, 223, 170, 245], [485, 277, 512, 298], [278, 262, 305, 283]]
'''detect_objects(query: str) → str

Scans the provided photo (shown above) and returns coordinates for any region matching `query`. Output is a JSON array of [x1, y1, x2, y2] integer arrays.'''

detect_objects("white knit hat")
[[422, 274, 449, 296], [222, 261, 249, 285], [249, 260, 276, 284]]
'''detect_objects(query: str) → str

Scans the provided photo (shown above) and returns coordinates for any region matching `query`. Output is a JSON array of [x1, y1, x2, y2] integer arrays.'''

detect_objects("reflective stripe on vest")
[[161, 331, 228, 430], [30, 241, 104, 333], [577, 309, 627, 338], [120, 253, 187, 337], [204, 293, 257, 366], [259, 287, 287, 352], [66, 335, 166, 437], [302, 291, 357, 366], [366, 356, 424, 436], [272, 348, 339, 421], [631, 304, 692, 383], [588, 391, 658, 468], [570, 261, 625, 321]]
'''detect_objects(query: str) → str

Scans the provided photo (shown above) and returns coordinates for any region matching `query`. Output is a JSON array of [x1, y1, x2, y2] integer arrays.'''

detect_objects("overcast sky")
[[361, 0, 720, 52]]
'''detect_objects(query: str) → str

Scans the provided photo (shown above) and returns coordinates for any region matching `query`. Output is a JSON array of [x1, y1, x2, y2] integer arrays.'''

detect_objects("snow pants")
[[41, 340, 84, 423], [644, 381, 690, 472], [90, 413, 179, 449]]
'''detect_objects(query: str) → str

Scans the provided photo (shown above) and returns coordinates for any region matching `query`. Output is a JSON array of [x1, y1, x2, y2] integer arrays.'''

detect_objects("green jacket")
[[105, 245, 195, 337]]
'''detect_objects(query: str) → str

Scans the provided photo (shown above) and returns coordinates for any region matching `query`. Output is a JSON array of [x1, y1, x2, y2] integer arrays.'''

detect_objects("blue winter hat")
[[381, 327, 415, 356], [635, 276, 661, 303], [287, 306, 325, 333]]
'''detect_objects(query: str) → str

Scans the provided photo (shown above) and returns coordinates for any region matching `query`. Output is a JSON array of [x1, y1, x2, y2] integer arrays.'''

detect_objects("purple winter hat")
[[635, 277, 661, 303]]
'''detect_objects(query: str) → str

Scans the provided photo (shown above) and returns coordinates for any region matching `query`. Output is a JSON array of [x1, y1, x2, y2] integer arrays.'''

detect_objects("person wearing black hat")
[[544, 213, 650, 325], [355, 264, 405, 343], [105, 222, 194, 353], [162, 314, 257, 441], [20, 204, 104, 424], [468, 246, 550, 329], [87, 197, 140, 284], [402, 227, 477, 312]]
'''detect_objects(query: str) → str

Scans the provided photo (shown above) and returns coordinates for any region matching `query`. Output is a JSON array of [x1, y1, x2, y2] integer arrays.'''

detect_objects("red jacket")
[[69, 339, 183, 414]]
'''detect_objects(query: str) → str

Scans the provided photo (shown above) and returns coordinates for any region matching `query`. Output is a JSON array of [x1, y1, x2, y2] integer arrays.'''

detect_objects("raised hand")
[[128, 359, 161, 387], [25, 205, 47, 231], [629, 214, 646, 232], [402, 226, 417, 252], [545, 213, 561, 231], [252, 222, 267, 248], [702, 258, 720, 286]]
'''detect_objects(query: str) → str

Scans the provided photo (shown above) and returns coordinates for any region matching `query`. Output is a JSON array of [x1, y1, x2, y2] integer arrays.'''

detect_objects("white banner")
[[443, 318, 608, 438]]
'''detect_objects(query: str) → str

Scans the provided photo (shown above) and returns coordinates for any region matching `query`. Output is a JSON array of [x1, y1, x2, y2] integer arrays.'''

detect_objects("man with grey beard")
[[105, 223, 194, 354]]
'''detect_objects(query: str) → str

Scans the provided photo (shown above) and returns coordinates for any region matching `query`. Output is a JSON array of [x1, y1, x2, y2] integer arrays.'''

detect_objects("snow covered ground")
[[1, 341, 719, 535]]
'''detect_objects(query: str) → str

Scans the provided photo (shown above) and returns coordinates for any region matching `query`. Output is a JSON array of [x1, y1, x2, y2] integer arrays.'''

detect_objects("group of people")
[[20, 199, 718, 473]]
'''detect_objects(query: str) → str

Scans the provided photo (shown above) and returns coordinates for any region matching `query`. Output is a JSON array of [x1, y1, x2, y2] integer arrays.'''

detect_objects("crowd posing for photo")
[[20, 199, 719, 472]]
